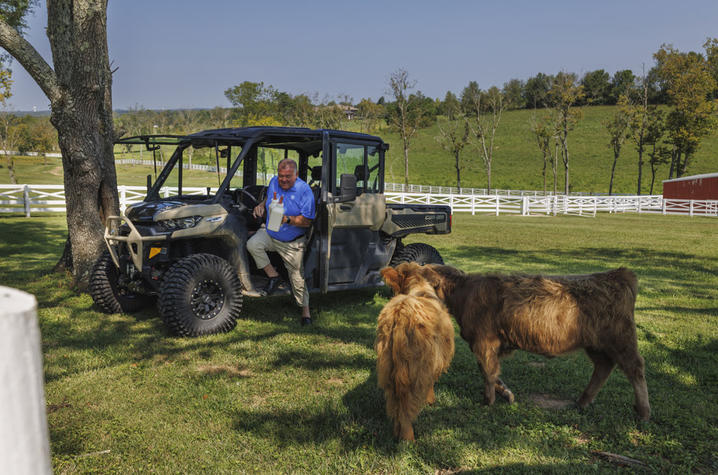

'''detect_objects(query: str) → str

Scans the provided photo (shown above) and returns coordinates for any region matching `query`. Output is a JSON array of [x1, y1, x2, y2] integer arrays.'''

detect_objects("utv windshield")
[[114, 129, 324, 203]]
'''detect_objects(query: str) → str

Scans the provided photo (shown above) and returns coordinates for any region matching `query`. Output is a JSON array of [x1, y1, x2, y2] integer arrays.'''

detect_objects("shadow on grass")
[[445, 245, 718, 278]]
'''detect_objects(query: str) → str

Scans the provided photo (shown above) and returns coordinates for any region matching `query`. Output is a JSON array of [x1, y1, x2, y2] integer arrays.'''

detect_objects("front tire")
[[89, 250, 152, 313], [393, 242, 444, 266], [158, 254, 242, 337]]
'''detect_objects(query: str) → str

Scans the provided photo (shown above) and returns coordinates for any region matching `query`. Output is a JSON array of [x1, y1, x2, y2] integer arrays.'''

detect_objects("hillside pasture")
[[0, 213, 715, 472], [4, 105, 718, 194]]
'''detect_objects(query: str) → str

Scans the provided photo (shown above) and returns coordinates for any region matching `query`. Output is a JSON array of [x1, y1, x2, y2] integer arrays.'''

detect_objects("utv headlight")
[[158, 216, 202, 231]]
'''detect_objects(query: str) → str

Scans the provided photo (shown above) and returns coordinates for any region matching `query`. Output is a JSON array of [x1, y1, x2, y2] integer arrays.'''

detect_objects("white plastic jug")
[[267, 192, 285, 232]]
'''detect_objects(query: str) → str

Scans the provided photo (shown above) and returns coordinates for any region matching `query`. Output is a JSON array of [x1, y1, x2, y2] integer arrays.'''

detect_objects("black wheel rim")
[[190, 279, 225, 320]]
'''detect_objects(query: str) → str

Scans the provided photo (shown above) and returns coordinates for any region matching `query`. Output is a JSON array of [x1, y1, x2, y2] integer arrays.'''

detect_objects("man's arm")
[[283, 214, 312, 228]]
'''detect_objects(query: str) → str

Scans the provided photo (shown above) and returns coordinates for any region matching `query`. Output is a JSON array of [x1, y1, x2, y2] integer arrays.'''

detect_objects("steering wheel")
[[233, 188, 260, 208]]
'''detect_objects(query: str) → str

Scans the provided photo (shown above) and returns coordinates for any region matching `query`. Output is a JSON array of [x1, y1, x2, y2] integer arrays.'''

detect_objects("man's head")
[[277, 158, 298, 190]]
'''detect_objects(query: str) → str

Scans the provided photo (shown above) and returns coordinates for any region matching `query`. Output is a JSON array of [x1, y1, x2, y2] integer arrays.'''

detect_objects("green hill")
[[380, 106, 718, 195], [2, 105, 717, 194]]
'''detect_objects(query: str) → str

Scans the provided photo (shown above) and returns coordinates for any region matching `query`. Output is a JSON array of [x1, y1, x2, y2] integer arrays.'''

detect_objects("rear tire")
[[393, 242, 444, 266], [158, 254, 242, 337], [389, 239, 405, 266], [89, 250, 152, 313]]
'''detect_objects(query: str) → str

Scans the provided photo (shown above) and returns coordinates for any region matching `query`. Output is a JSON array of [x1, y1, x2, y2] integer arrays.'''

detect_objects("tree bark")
[[0, 1, 119, 288], [609, 149, 619, 195]]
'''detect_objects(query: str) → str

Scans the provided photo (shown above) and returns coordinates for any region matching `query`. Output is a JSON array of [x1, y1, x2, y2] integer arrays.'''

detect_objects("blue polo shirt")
[[265, 176, 316, 242]]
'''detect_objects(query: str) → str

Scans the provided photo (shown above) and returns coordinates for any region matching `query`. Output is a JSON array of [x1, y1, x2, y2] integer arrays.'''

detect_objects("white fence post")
[[23, 185, 31, 218], [0, 287, 52, 475], [119, 185, 127, 213]]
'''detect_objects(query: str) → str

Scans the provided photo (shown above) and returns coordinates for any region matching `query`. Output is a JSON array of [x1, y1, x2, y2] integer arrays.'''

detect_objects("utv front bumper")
[[104, 214, 167, 270]]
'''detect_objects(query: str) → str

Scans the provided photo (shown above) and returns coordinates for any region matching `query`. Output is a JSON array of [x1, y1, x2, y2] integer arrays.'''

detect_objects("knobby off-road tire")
[[393, 242, 444, 266], [388, 239, 405, 266], [89, 250, 152, 313], [158, 254, 242, 337]]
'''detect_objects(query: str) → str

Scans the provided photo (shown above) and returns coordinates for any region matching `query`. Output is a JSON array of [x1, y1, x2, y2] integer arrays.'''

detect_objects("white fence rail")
[[2, 184, 718, 218], [115, 159, 595, 197]]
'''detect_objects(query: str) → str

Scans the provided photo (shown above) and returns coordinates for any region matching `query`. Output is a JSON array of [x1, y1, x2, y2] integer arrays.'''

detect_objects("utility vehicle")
[[90, 127, 451, 336]]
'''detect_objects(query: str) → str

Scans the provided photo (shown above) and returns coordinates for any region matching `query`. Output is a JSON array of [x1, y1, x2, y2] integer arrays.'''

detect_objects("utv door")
[[323, 141, 388, 290]]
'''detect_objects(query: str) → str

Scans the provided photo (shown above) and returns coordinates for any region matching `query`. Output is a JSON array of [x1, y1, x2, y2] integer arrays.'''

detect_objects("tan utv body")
[[90, 127, 451, 336]]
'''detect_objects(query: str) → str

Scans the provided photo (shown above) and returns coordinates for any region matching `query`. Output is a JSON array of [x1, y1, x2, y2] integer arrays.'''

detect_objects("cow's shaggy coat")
[[375, 267, 455, 441], [385, 262, 650, 421]]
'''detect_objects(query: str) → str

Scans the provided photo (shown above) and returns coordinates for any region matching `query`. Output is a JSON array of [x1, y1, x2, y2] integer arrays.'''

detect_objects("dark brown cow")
[[384, 262, 650, 420]]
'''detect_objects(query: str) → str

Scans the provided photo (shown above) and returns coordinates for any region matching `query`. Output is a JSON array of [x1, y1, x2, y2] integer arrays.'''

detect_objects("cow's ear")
[[422, 266, 443, 290], [380, 267, 402, 294]]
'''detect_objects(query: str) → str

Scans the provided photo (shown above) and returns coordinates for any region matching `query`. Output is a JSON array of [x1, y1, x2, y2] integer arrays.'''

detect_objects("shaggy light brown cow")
[[384, 262, 650, 421], [375, 267, 455, 441]]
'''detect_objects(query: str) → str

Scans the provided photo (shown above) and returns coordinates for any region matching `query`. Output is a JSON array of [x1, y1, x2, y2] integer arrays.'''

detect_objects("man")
[[247, 158, 316, 325]]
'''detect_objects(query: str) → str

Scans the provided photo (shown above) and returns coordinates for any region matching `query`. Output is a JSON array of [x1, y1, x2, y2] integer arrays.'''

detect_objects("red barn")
[[663, 173, 718, 200]]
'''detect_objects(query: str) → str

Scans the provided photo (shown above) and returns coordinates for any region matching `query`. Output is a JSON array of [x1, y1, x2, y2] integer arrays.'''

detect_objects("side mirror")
[[336, 173, 357, 202]]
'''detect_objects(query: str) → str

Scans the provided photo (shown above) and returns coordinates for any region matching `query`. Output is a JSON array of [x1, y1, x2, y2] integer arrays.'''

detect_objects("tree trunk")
[[6, 155, 17, 184], [0, 1, 118, 288], [636, 150, 643, 195], [608, 150, 619, 195], [553, 142, 558, 195], [47, 0, 118, 288], [454, 151, 461, 189], [403, 138, 409, 186], [668, 149, 677, 180]]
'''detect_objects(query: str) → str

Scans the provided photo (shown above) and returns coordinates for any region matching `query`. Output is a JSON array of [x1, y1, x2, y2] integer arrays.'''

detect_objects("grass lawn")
[[0, 213, 716, 472]]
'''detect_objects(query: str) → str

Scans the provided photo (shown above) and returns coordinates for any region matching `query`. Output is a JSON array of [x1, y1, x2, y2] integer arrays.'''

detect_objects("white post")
[[120, 186, 127, 214], [0, 287, 52, 475], [495, 195, 500, 216], [23, 185, 31, 218]]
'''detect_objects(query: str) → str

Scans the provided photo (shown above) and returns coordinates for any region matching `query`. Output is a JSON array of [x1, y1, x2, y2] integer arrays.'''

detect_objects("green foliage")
[[604, 104, 631, 195], [502, 78, 526, 110], [580, 69, 611, 105], [654, 43, 717, 177], [610, 69, 637, 104], [460, 80, 481, 116], [524, 72, 554, 109], [1, 213, 716, 473]]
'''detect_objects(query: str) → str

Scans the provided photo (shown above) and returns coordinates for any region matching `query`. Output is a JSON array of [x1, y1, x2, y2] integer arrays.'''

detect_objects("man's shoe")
[[301, 317, 312, 326], [263, 276, 283, 295], [242, 287, 265, 297]]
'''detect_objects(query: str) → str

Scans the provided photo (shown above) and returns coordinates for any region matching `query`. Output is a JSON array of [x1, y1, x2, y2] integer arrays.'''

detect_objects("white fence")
[[115, 159, 592, 197], [2, 184, 717, 218]]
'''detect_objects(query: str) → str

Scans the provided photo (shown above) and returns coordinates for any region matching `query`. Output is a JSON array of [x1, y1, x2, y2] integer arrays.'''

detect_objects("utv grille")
[[391, 214, 446, 228]]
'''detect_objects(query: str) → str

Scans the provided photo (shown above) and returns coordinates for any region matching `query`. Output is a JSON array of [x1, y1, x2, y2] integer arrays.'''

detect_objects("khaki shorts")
[[246, 228, 309, 307]]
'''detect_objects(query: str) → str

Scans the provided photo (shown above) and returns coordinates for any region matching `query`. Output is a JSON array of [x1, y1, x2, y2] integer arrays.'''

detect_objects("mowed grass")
[[0, 213, 716, 472], [4, 105, 718, 194]]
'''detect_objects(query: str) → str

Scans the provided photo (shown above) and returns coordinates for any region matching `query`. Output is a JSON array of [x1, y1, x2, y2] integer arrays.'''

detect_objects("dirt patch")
[[528, 393, 574, 410], [49, 165, 62, 176], [326, 377, 344, 385], [197, 364, 253, 378]]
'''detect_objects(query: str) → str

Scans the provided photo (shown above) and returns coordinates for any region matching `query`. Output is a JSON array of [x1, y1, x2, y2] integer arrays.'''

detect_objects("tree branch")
[[0, 18, 60, 105]]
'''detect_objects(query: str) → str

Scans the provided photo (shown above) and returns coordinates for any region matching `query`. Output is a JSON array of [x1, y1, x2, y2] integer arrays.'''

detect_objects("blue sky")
[[7, 0, 718, 111]]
